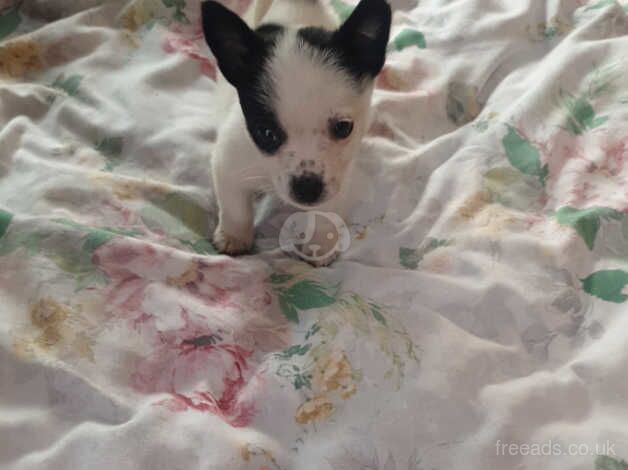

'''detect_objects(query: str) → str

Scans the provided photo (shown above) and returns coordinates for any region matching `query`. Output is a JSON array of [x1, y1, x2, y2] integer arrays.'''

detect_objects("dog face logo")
[[279, 211, 351, 262]]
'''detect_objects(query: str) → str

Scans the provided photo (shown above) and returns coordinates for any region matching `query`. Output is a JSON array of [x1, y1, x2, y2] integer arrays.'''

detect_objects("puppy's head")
[[202, 0, 391, 208]]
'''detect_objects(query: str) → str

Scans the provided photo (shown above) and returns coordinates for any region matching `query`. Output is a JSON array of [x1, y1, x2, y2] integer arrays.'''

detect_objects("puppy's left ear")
[[334, 0, 391, 78], [201, 1, 263, 87]]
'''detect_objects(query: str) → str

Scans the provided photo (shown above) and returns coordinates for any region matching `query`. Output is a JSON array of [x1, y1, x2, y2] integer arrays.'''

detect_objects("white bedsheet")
[[1, 0, 628, 469]]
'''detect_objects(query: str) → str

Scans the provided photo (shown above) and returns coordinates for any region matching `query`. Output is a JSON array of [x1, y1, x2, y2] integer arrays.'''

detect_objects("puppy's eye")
[[330, 119, 354, 140], [257, 127, 278, 144], [253, 125, 284, 153]]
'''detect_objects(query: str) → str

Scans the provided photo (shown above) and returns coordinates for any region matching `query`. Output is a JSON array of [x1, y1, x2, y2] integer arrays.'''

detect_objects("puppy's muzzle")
[[290, 172, 325, 205]]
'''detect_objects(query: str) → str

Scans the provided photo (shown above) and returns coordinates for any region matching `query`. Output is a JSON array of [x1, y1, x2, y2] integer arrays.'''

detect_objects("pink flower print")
[[142, 309, 277, 428], [94, 238, 288, 351], [161, 31, 217, 80], [167, 260, 290, 352], [599, 138, 627, 177], [91, 238, 289, 425], [368, 119, 396, 139], [223, 0, 252, 15], [134, 330, 258, 427], [542, 131, 628, 212], [376, 58, 428, 92], [541, 129, 586, 179]]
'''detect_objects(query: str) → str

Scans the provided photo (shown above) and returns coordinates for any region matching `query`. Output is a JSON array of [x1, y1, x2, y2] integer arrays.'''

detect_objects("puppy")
[[201, 0, 391, 265]]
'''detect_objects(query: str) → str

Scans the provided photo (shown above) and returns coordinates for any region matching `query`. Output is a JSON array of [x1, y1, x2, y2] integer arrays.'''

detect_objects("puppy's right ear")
[[334, 0, 391, 79], [201, 1, 263, 87]]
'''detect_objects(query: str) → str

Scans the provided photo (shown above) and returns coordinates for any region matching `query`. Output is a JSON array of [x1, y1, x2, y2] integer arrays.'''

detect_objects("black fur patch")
[[255, 23, 284, 42], [241, 22, 287, 154], [297, 0, 391, 80], [202, 1, 286, 155]]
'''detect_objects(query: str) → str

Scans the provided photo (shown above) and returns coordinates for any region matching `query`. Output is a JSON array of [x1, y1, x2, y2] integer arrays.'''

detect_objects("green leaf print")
[[560, 90, 608, 135], [52, 224, 140, 289], [95, 136, 124, 171], [330, 0, 354, 21], [149, 191, 209, 237], [81, 229, 116, 253], [178, 238, 216, 255], [140, 201, 214, 254], [52, 74, 83, 97], [369, 302, 387, 325], [483, 166, 544, 212], [595, 455, 628, 470], [581, 269, 628, 303], [400, 239, 450, 270], [59, 224, 139, 290], [270, 272, 294, 284], [0, 230, 50, 256], [389, 29, 426, 52], [555, 206, 622, 250], [75, 270, 109, 291], [292, 371, 312, 390], [276, 343, 311, 359], [279, 297, 299, 323], [446, 82, 481, 125], [587, 63, 621, 98], [162, 0, 189, 23], [0, 7, 21, 41], [304, 323, 321, 340], [273, 278, 337, 322], [281, 280, 337, 310], [0, 209, 12, 239], [502, 126, 549, 185], [95, 137, 123, 156], [585, 0, 616, 11], [399, 247, 421, 269], [272, 291, 420, 393], [276, 363, 312, 390], [0, 218, 141, 290]]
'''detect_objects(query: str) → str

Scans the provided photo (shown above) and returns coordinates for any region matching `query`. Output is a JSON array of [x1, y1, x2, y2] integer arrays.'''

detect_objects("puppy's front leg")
[[212, 171, 254, 256]]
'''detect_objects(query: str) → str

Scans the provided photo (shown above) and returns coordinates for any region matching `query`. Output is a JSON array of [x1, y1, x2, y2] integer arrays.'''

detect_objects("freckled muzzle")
[[290, 172, 325, 205]]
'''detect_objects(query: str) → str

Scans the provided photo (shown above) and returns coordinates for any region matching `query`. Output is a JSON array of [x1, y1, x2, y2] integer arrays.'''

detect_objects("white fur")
[[211, 0, 376, 265], [245, 0, 338, 29]]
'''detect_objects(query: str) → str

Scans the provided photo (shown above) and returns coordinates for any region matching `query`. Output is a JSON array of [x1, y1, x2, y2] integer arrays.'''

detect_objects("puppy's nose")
[[290, 173, 324, 205]]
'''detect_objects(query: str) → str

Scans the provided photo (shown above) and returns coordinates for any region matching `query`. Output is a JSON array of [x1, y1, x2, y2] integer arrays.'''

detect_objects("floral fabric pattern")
[[1, 0, 627, 469]]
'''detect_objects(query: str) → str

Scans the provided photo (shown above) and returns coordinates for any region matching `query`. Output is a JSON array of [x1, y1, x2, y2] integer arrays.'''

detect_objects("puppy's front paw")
[[213, 227, 252, 256]]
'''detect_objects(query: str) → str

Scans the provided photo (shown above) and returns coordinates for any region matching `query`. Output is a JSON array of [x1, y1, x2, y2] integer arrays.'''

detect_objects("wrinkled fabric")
[[1, 0, 627, 469]]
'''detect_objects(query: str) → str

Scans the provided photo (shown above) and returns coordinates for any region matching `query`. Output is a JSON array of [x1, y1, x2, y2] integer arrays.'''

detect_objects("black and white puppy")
[[202, 0, 391, 265]]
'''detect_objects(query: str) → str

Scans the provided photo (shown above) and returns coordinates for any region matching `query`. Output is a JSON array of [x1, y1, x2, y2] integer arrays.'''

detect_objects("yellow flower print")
[[30, 297, 69, 349], [90, 173, 170, 200], [313, 350, 357, 399], [0, 39, 43, 78], [118, 0, 160, 32], [167, 261, 202, 287], [295, 395, 335, 425], [295, 350, 358, 424], [13, 298, 95, 361], [456, 190, 492, 221], [239, 444, 285, 469]]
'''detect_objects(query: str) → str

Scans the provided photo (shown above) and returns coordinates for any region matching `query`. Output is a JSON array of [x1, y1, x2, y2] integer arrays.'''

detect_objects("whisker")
[[233, 164, 264, 178], [240, 175, 268, 182]]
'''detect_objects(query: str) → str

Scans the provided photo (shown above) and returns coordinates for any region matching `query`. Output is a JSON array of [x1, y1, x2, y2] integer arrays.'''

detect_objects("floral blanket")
[[1, 0, 628, 469]]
